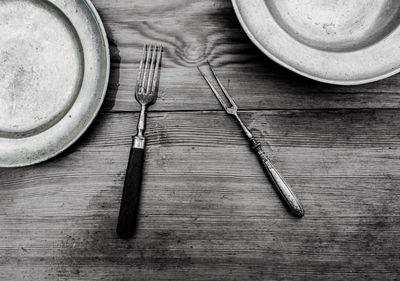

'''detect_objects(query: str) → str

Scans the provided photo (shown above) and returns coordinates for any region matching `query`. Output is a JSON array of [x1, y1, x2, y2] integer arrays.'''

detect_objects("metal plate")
[[0, 0, 109, 167], [232, 0, 400, 85]]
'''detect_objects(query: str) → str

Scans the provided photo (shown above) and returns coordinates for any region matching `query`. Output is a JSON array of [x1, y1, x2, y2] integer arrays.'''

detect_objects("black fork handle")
[[117, 146, 145, 239]]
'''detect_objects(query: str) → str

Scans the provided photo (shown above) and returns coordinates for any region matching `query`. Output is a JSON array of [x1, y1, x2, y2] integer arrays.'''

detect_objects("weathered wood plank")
[[3, 0, 400, 280], [92, 0, 400, 112], [0, 110, 399, 280]]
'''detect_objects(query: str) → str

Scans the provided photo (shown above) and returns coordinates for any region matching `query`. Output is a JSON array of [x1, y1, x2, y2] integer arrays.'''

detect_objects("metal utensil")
[[117, 44, 163, 239], [197, 62, 304, 217]]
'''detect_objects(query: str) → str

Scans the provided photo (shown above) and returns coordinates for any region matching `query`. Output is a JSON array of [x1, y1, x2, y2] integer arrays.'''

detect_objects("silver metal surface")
[[0, 0, 110, 167], [133, 136, 146, 150], [197, 62, 304, 217], [132, 44, 162, 150], [232, 0, 400, 85]]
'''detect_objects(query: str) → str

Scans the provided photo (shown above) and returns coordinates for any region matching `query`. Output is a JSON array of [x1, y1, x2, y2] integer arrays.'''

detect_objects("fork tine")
[[146, 45, 158, 94], [141, 44, 152, 91], [206, 61, 237, 108], [136, 44, 147, 91], [151, 45, 163, 94], [197, 66, 228, 111]]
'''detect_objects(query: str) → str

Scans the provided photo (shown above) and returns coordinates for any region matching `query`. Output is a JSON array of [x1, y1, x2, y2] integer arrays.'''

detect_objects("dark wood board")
[[96, 0, 400, 113], [1, 110, 399, 280], [1, 0, 400, 280]]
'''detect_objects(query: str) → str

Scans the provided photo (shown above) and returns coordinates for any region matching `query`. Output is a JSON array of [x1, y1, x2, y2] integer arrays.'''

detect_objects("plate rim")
[[0, 0, 110, 168], [231, 0, 400, 85]]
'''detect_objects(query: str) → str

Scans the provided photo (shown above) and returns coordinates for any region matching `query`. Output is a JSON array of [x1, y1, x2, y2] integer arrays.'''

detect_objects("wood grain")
[[1, 110, 400, 280], [95, 0, 400, 113], [2, 0, 400, 280]]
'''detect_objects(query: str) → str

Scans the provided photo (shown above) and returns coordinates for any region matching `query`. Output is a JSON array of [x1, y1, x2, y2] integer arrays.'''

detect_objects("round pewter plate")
[[0, 0, 109, 167], [232, 0, 400, 85]]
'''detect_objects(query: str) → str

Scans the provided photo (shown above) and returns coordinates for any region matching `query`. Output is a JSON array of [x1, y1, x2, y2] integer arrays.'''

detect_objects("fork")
[[117, 44, 163, 239], [197, 62, 304, 217]]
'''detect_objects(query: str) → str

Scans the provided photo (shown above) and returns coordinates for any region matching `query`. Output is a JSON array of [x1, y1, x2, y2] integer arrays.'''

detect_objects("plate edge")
[[231, 0, 400, 86], [1, 0, 111, 168]]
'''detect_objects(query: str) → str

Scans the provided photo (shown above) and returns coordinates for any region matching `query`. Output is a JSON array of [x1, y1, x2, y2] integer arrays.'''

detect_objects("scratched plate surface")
[[0, 0, 109, 167], [232, 0, 400, 85]]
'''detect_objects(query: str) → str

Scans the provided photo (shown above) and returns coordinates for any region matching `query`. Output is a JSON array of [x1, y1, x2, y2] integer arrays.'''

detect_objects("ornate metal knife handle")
[[250, 138, 304, 217]]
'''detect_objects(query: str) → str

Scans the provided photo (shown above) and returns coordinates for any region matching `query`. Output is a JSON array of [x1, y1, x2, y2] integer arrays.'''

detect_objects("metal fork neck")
[[134, 105, 147, 149], [137, 104, 147, 138], [233, 113, 253, 140]]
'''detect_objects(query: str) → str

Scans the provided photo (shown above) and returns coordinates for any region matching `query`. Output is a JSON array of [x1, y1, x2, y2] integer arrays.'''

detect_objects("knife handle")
[[250, 139, 304, 217], [117, 144, 145, 239]]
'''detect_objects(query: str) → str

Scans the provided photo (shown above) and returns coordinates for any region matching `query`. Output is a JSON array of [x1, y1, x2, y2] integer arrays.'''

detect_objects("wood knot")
[[177, 42, 206, 65]]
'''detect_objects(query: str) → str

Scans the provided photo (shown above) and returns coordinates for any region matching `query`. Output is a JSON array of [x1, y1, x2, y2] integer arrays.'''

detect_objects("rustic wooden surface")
[[1, 0, 400, 280]]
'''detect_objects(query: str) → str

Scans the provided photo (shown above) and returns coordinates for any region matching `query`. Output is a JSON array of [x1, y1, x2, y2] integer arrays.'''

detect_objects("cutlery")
[[117, 44, 163, 238], [197, 62, 304, 217]]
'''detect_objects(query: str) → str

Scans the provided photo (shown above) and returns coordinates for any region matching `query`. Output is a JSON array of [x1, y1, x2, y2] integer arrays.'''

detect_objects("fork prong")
[[141, 44, 152, 92], [146, 45, 158, 94], [197, 66, 228, 111], [136, 44, 147, 92], [151, 45, 163, 94], [206, 61, 237, 109]]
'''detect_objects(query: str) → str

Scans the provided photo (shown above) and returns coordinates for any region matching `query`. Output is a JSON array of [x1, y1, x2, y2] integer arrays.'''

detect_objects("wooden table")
[[1, 1, 400, 280]]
